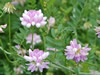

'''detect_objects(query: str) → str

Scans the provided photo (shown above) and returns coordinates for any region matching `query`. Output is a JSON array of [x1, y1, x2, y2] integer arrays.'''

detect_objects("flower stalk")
[[9, 14, 12, 50], [31, 26, 34, 49]]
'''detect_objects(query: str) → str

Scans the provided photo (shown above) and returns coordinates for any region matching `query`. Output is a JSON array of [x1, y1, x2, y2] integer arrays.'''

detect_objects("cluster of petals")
[[47, 16, 55, 31], [12, 0, 26, 6], [48, 16, 55, 27], [94, 26, 100, 38], [0, 24, 7, 33], [15, 45, 26, 55], [20, 10, 47, 28], [3, 2, 16, 14], [24, 49, 49, 72], [13, 65, 24, 75], [26, 33, 42, 46], [65, 39, 91, 63]]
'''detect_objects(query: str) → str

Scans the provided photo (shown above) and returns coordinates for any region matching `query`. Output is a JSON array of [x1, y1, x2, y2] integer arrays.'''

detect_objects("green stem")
[[42, 34, 45, 50], [0, 39, 13, 63], [0, 11, 4, 18], [9, 14, 11, 50], [54, 48, 56, 58], [40, 72, 42, 75], [31, 27, 34, 49], [51, 62, 75, 73], [40, 28, 45, 50]]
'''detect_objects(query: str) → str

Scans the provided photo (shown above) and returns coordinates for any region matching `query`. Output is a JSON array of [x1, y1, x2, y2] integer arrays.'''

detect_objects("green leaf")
[[46, 36, 64, 49], [51, 28, 56, 38]]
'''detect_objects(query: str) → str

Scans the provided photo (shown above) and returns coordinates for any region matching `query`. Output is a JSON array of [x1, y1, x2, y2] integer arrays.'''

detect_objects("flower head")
[[94, 26, 100, 38], [26, 33, 42, 47], [20, 10, 47, 28], [24, 49, 49, 72], [12, 0, 26, 6], [65, 39, 91, 63], [47, 16, 55, 31], [14, 65, 24, 75], [15, 45, 26, 55], [48, 17, 55, 27], [3, 2, 16, 14]]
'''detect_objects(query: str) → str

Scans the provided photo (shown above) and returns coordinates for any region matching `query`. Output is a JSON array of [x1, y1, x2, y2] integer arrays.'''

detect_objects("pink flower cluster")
[[26, 33, 42, 47], [12, 0, 26, 6], [24, 49, 49, 72], [47, 16, 55, 31], [65, 39, 91, 63], [15, 45, 26, 55], [14, 65, 24, 75], [20, 10, 47, 28]]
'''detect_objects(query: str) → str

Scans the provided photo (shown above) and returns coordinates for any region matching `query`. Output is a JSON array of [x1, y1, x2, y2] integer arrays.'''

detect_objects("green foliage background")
[[0, 0, 100, 75]]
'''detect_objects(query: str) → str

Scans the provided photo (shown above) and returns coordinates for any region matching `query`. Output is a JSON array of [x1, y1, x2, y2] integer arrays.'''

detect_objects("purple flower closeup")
[[20, 10, 47, 28], [65, 39, 91, 63], [24, 49, 49, 72]]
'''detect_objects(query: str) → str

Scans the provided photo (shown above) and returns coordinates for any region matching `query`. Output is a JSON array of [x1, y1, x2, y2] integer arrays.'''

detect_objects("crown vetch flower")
[[24, 49, 49, 72], [20, 10, 47, 28], [65, 39, 91, 63], [3, 2, 16, 14], [48, 16, 55, 27], [14, 65, 24, 75], [26, 33, 42, 46], [12, 0, 26, 6], [15, 45, 26, 55], [47, 16, 55, 31]]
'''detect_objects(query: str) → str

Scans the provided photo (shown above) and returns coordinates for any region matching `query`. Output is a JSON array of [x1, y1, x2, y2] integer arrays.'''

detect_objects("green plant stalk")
[[42, 34, 45, 50], [0, 39, 13, 63], [0, 11, 4, 18], [50, 61, 75, 73], [9, 14, 12, 50], [40, 28, 45, 50], [54, 48, 56, 58], [40, 72, 42, 75], [31, 26, 34, 49]]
